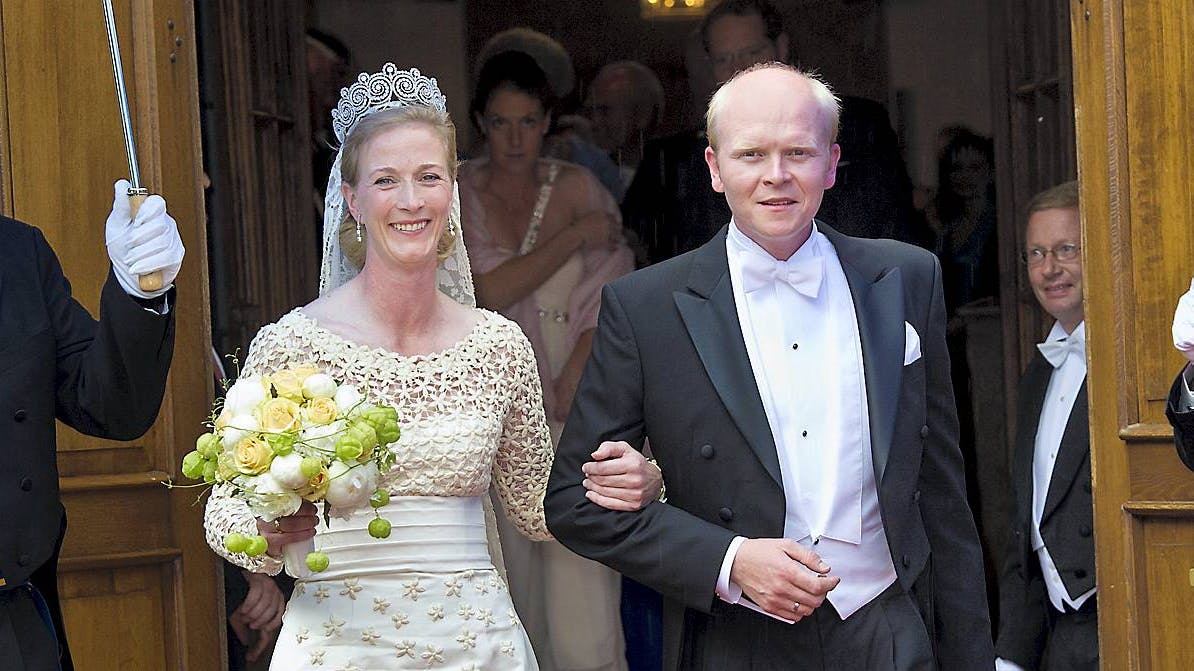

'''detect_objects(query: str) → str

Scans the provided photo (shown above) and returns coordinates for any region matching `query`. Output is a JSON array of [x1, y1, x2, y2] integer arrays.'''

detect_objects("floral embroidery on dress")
[[457, 604, 475, 621], [403, 578, 426, 602], [500, 640, 516, 657], [340, 578, 363, 600], [421, 643, 445, 665], [391, 611, 410, 629], [323, 616, 345, 638], [309, 650, 326, 666], [444, 576, 464, 597], [373, 597, 392, 614], [313, 585, 330, 604], [295, 627, 310, 644], [395, 640, 416, 658], [360, 628, 381, 645], [457, 629, 478, 650], [427, 603, 445, 621]]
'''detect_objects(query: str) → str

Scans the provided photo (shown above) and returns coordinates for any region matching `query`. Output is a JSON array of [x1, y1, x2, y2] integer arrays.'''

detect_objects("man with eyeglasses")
[[996, 180, 1098, 671]]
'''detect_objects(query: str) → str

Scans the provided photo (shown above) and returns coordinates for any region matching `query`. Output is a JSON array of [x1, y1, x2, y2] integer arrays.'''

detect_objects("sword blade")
[[102, 0, 142, 190]]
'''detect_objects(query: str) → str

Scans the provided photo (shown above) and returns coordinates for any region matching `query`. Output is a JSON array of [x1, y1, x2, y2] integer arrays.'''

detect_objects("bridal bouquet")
[[179, 365, 400, 575]]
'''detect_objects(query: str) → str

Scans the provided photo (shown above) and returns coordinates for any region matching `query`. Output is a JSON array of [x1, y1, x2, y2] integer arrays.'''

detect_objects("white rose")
[[324, 461, 379, 510], [334, 385, 364, 415], [269, 452, 311, 490], [220, 413, 260, 450], [224, 376, 266, 416], [302, 373, 338, 400], [300, 418, 345, 452], [245, 472, 302, 522]]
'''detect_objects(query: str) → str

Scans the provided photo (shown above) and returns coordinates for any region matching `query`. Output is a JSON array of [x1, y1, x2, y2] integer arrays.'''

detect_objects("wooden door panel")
[[0, 0, 220, 668], [1073, 0, 1194, 668], [59, 563, 175, 669]]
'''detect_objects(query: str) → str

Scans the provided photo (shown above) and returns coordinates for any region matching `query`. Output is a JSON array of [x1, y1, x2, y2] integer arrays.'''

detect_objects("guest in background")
[[996, 181, 1098, 671], [475, 28, 626, 202], [460, 50, 635, 671], [583, 61, 665, 192]]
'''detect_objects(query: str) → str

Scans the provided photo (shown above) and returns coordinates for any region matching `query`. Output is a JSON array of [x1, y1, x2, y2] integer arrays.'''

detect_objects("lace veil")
[[318, 63, 475, 307]]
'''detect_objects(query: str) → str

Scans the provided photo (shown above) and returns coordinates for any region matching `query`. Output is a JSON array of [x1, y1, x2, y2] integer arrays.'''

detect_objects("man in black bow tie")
[[546, 63, 991, 670], [996, 181, 1099, 671]]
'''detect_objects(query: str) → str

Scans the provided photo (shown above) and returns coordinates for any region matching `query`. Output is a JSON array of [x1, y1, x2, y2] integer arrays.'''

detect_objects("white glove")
[[1174, 277, 1194, 364], [105, 179, 185, 299]]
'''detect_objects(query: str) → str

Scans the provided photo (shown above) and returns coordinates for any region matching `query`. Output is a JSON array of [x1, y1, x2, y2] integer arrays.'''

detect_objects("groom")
[[546, 64, 993, 670]]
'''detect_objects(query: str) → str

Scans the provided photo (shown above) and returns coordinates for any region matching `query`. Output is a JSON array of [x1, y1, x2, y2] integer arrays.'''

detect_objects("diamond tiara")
[[331, 64, 448, 143]]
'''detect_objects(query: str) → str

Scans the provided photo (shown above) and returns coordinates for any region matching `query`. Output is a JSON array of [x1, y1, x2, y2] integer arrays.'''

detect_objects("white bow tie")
[[739, 252, 823, 298], [1037, 336, 1084, 368]]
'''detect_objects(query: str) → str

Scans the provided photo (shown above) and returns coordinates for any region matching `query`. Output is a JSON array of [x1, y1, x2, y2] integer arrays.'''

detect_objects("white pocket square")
[[904, 321, 922, 365]]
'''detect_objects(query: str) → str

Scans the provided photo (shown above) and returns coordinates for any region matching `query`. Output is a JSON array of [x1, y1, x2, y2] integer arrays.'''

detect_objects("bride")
[[203, 65, 657, 670]]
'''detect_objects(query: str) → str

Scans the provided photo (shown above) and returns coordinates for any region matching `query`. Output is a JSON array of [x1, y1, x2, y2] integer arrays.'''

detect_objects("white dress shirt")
[[1031, 321, 1095, 612], [714, 222, 897, 620]]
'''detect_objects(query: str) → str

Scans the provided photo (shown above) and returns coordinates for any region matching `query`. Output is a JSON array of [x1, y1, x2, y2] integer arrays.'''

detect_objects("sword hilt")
[[126, 186, 163, 292]]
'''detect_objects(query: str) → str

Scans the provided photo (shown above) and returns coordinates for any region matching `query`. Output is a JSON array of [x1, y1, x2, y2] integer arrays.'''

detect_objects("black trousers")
[[0, 585, 60, 671], [1044, 599, 1098, 671], [683, 580, 936, 670]]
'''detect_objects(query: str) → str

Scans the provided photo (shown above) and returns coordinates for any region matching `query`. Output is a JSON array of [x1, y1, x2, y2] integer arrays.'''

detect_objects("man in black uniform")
[[0, 179, 184, 670]]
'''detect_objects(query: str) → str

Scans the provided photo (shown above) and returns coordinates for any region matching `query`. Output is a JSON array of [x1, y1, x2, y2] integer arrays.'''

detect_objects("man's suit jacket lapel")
[[1042, 379, 1089, 522], [1012, 357, 1053, 519], [673, 228, 783, 487], [821, 224, 905, 486]]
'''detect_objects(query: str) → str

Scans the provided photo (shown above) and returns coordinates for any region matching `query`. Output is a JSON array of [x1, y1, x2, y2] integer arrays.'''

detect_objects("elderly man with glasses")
[[996, 180, 1100, 671]]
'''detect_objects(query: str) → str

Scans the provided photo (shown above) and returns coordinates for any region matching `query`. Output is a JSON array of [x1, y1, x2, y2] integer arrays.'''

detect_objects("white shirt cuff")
[[715, 536, 746, 603], [995, 657, 1027, 671]]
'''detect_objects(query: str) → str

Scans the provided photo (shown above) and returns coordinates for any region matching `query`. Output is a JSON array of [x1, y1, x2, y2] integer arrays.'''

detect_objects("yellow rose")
[[303, 397, 339, 425], [256, 397, 301, 433], [270, 369, 305, 402], [233, 437, 273, 475], [292, 365, 320, 382], [300, 465, 331, 501]]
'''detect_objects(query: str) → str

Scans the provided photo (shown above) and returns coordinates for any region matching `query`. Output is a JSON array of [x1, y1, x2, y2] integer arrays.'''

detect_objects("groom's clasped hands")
[[731, 538, 840, 622]]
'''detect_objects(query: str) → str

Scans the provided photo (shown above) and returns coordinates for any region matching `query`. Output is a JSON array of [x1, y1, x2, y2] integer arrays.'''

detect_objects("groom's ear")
[[705, 146, 725, 194]]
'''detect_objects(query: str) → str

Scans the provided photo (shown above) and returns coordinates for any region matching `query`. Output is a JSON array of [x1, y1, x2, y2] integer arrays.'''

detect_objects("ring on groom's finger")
[[793, 601, 801, 612], [273, 519, 282, 533]]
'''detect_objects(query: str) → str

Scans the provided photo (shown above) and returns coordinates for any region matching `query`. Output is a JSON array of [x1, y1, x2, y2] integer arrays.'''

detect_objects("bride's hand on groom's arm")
[[581, 440, 663, 511], [730, 538, 840, 622], [256, 500, 319, 557]]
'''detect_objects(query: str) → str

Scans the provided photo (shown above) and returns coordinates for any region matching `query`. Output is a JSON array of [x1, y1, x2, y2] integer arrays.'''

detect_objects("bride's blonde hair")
[[338, 106, 459, 266]]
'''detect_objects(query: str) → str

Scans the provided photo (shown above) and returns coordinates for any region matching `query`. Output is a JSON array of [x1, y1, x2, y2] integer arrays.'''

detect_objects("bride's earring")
[[355, 215, 363, 243]]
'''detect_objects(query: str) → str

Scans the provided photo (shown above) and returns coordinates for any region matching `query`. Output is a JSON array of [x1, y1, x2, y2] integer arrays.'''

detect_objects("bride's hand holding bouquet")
[[178, 365, 401, 576]]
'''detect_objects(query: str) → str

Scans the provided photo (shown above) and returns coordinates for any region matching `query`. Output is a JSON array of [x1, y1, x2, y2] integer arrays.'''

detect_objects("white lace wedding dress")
[[204, 308, 552, 670]]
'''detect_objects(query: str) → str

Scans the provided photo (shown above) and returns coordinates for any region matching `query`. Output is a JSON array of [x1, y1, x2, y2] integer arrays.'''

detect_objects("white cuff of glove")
[[105, 179, 185, 299]]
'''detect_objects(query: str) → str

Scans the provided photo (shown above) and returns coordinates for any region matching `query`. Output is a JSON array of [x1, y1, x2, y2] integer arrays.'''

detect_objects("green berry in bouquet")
[[370, 489, 390, 509], [368, 517, 393, 539], [224, 533, 250, 554], [243, 535, 269, 557], [305, 551, 331, 573], [181, 450, 206, 480]]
